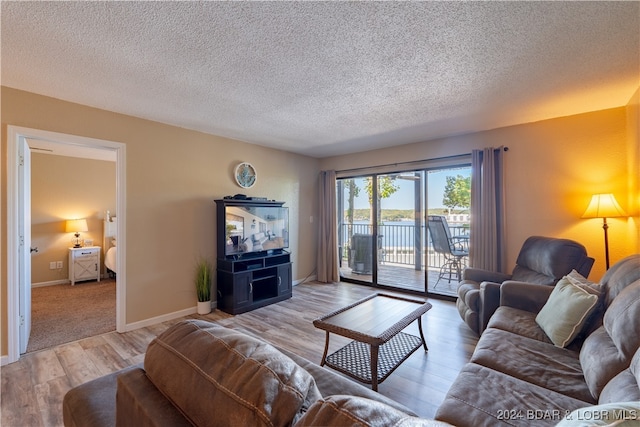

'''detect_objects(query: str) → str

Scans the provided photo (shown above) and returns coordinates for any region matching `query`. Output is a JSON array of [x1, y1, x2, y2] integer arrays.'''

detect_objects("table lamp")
[[66, 219, 88, 248], [582, 194, 627, 269]]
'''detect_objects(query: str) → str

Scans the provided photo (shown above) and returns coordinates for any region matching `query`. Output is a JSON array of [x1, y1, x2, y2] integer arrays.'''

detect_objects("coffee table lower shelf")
[[324, 332, 423, 386]]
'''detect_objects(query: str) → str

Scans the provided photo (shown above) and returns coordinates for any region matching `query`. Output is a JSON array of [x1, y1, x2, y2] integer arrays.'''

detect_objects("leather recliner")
[[456, 235, 595, 335]]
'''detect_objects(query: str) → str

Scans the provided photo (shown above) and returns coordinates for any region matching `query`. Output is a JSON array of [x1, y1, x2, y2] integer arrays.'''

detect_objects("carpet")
[[26, 279, 116, 353]]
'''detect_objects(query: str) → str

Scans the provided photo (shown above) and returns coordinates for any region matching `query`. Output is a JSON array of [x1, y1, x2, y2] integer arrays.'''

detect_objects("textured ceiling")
[[2, 1, 639, 158]]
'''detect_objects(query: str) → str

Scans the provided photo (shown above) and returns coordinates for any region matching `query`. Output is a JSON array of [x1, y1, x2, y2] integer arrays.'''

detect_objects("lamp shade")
[[66, 219, 88, 233], [582, 194, 627, 219]]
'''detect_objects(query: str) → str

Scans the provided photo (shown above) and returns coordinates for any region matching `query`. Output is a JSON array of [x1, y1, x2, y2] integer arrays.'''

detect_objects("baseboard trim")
[[0, 354, 10, 366], [31, 279, 70, 288], [123, 300, 219, 332], [294, 274, 317, 285]]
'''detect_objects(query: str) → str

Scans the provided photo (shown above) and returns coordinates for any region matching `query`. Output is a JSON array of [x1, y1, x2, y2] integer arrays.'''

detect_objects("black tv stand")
[[217, 251, 292, 315], [215, 198, 292, 314]]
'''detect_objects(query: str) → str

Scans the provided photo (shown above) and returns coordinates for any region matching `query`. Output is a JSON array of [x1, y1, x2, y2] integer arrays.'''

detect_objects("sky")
[[347, 167, 471, 210]]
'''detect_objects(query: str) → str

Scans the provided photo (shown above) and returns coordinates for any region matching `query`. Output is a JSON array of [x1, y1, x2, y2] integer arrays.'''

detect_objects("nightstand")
[[69, 246, 101, 285]]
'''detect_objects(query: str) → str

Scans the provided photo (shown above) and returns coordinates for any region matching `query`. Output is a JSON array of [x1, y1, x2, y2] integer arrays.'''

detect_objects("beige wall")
[[31, 153, 116, 284], [321, 103, 640, 282], [1, 87, 320, 356], [627, 87, 640, 246]]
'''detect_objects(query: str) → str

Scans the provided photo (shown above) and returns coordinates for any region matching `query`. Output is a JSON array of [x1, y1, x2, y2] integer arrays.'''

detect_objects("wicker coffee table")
[[313, 293, 432, 391]]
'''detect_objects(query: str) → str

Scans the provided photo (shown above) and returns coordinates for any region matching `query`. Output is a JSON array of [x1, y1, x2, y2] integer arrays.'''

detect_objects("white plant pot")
[[197, 300, 212, 315]]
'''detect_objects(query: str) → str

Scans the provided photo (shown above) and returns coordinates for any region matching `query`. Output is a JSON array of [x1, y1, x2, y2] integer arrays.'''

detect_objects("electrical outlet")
[[56, 261, 63, 269], [49, 261, 56, 270]]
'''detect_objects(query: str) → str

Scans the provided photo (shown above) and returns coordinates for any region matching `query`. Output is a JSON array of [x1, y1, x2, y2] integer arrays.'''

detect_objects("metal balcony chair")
[[427, 215, 469, 288]]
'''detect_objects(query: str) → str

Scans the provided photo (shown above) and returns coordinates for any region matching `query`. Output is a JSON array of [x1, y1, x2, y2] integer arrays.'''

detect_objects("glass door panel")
[[425, 167, 471, 297], [337, 177, 374, 285], [376, 172, 426, 293]]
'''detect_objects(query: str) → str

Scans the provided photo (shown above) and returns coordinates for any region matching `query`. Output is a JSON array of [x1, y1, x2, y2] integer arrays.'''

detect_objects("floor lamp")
[[582, 193, 627, 270]]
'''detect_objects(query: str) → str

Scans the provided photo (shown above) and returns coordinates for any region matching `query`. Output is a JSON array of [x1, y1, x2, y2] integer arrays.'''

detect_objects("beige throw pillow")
[[566, 269, 600, 295], [535, 277, 599, 348]]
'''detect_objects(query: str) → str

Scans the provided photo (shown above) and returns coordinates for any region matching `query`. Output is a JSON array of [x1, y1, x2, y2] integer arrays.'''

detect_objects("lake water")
[[340, 220, 468, 248]]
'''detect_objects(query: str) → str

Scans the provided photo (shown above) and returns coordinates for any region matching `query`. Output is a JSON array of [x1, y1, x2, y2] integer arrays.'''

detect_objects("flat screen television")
[[220, 203, 289, 258]]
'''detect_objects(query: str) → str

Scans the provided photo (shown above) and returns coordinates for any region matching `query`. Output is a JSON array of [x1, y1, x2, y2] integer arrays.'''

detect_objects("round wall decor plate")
[[234, 162, 257, 188]]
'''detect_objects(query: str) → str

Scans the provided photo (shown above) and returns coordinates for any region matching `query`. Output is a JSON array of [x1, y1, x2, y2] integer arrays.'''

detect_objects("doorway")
[[337, 165, 471, 297], [5, 126, 126, 364]]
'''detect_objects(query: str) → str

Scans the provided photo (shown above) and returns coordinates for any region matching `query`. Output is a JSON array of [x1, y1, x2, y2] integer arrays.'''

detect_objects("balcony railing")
[[339, 221, 469, 270]]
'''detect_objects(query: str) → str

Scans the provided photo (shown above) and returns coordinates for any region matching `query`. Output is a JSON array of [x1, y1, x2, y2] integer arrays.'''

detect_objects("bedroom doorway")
[[5, 126, 126, 364]]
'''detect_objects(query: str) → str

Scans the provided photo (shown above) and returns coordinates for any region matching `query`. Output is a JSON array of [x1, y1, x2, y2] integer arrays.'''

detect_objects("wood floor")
[[1, 281, 478, 426]]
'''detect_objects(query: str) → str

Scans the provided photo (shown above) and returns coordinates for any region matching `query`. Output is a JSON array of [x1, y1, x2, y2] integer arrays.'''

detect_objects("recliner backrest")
[[600, 254, 640, 307], [511, 236, 594, 284]]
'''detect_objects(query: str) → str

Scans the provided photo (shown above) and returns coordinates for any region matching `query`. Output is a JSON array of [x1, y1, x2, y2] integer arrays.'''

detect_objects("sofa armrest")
[[116, 367, 192, 427], [499, 281, 554, 313], [462, 268, 511, 284], [479, 281, 501, 333], [63, 364, 142, 427]]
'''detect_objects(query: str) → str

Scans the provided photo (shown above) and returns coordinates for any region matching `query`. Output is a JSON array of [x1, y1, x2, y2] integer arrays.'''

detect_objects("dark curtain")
[[317, 170, 339, 282], [469, 147, 507, 272]]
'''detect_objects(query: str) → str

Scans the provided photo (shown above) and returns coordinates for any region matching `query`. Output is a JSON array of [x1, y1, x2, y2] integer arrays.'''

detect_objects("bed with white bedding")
[[103, 216, 117, 277]]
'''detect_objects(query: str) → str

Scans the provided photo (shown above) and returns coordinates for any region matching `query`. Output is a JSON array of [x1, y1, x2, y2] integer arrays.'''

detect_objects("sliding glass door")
[[337, 165, 471, 297]]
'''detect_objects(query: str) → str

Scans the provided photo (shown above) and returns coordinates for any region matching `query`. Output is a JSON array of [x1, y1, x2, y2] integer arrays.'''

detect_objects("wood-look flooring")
[[1, 281, 478, 426]]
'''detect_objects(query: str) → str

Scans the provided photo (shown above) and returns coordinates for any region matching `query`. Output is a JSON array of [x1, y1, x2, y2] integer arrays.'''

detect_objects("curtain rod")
[[336, 146, 508, 175]]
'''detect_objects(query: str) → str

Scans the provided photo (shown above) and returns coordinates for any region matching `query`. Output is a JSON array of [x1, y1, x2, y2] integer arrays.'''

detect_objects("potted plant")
[[195, 257, 213, 315]]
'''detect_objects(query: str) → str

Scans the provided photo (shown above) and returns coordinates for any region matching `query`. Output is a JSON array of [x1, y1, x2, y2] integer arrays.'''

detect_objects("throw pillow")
[[556, 402, 640, 426], [535, 277, 599, 348], [566, 269, 605, 341], [566, 269, 600, 295]]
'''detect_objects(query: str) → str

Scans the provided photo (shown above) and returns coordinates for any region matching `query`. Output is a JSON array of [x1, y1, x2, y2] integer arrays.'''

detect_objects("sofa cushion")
[[555, 402, 640, 426], [470, 328, 594, 403], [599, 370, 640, 405], [603, 279, 640, 360], [144, 319, 322, 427], [580, 279, 640, 400], [535, 277, 599, 348], [294, 395, 450, 427], [486, 306, 553, 344], [599, 347, 640, 404], [435, 363, 590, 427], [600, 254, 640, 307]]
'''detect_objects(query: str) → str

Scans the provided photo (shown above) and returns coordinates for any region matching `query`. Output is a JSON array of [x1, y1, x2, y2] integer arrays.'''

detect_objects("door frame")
[[5, 125, 127, 364]]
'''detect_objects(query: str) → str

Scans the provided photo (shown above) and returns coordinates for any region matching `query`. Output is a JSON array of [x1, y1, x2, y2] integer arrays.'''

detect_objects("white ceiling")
[[2, 1, 639, 158]]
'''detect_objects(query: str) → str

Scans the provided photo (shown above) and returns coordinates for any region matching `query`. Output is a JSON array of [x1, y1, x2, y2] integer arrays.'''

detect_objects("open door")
[[18, 136, 32, 354]]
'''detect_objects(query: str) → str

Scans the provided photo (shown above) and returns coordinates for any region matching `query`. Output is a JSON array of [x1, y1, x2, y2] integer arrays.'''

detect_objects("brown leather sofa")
[[63, 319, 449, 427], [63, 255, 639, 427], [457, 236, 595, 335]]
